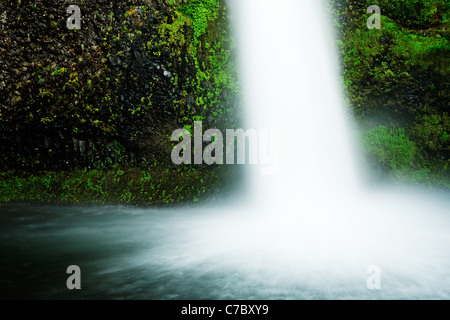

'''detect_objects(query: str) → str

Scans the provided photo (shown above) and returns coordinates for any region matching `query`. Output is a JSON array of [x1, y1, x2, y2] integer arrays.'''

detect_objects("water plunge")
[[235, 0, 362, 206], [177, 0, 450, 298]]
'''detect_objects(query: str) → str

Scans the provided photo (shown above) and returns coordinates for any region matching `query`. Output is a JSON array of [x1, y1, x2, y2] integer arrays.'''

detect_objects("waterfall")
[[234, 0, 363, 209], [184, 0, 450, 297]]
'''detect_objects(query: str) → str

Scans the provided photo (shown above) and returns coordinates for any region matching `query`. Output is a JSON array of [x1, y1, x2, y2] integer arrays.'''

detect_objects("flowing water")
[[1, 0, 450, 299]]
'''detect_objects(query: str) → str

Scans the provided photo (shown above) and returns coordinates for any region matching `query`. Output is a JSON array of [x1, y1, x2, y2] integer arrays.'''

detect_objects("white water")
[[51, 0, 449, 299], [235, 0, 363, 210], [169, 0, 450, 298], [84, 0, 450, 299]]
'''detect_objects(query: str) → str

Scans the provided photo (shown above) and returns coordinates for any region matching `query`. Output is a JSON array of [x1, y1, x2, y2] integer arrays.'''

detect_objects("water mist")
[[172, 0, 450, 298]]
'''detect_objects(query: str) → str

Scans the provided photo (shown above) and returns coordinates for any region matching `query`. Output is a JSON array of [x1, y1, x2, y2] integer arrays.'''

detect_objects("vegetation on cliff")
[[0, 0, 241, 204], [1, 0, 448, 205], [330, 0, 449, 187]]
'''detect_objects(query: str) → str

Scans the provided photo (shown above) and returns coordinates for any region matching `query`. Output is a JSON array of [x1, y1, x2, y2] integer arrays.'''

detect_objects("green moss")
[[363, 126, 417, 171], [331, 0, 449, 188], [158, 0, 240, 128], [0, 1, 240, 205], [0, 164, 238, 206]]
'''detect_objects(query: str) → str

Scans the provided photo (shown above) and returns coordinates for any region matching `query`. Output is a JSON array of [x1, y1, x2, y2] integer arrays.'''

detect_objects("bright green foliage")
[[337, 15, 449, 116], [363, 126, 417, 171], [0, 0, 241, 205], [180, 0, 220, 42], [413, 113, 450, 154], [330, 0, 449, 188], [0, 164, 238, 205], [369, 0, 447, 28], [161, 0, 240, 128]]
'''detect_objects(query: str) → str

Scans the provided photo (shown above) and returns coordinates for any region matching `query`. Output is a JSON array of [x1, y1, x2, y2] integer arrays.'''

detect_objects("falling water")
[[237, 0, 362, 207], [186, 0, 450, 298]]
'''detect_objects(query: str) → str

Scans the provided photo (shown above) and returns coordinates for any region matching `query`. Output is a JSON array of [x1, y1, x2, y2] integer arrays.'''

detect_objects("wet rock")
[[0, 0, 238, 171]]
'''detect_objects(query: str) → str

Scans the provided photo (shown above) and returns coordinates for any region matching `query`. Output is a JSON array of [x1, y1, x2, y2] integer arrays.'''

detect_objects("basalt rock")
[[0, 0, 239, 171]]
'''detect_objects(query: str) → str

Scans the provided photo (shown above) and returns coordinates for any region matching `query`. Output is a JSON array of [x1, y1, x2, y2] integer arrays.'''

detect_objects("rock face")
[[0, 0, 239, 171]]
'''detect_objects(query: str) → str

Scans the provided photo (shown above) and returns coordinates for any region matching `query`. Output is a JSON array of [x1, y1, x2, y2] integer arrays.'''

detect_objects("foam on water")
[[150, 0, 450, 298]]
